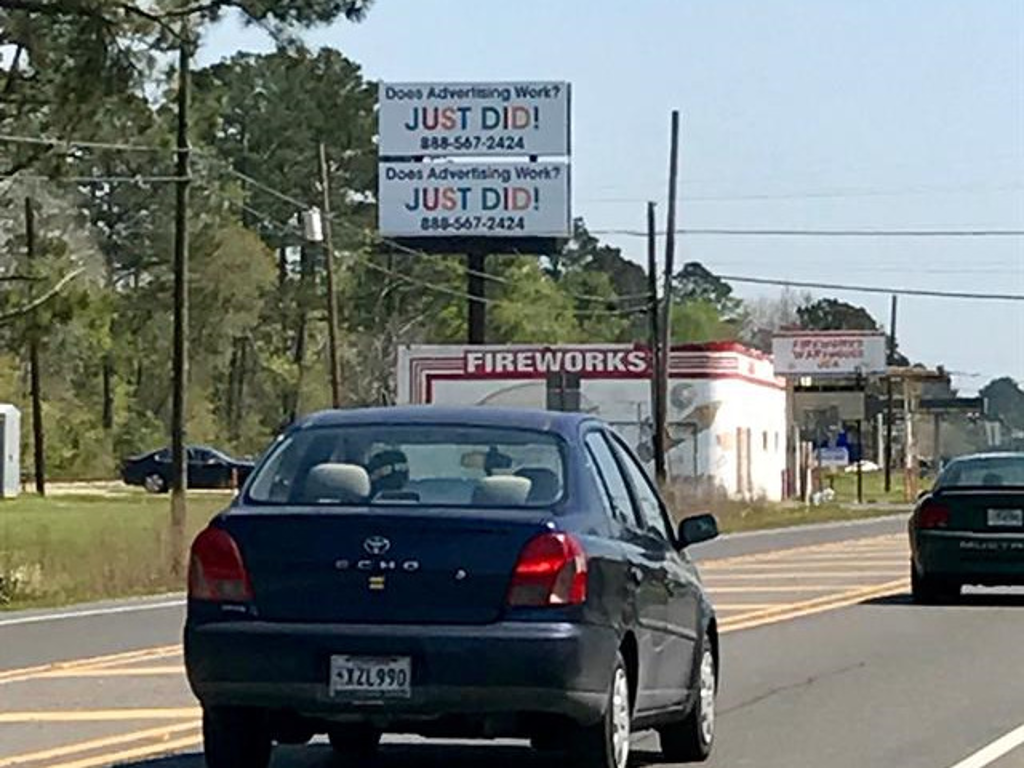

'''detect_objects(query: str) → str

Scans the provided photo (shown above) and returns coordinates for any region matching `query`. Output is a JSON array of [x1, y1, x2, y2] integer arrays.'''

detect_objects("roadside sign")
[[378, 161, 571, 238], [818, 447, 851, 468], [772, 331, 887, 377], [379, 81, 571, 157], [919, 397, 987, 415]]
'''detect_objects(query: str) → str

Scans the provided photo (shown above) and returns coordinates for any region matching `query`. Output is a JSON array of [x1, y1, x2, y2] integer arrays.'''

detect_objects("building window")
[[762, 431, 769, 452], [774, 432, 780, 452]]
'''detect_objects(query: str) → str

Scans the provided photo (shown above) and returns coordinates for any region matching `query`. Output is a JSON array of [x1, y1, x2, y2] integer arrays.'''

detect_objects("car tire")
[[143, 473, 167, 494], [911, 564, 960, 604], [567, 651, 631, 768], [328, 724, 382, 761], [202, 707, 271, 768], [659, 630, 716, 762]]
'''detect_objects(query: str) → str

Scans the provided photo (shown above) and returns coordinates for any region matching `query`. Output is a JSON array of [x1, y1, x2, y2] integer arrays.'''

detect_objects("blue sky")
[[200, 0, 1024, 392]]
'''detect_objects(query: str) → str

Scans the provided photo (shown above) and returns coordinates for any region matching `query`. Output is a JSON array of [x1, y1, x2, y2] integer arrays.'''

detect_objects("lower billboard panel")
[[378, 161, 571, 239]]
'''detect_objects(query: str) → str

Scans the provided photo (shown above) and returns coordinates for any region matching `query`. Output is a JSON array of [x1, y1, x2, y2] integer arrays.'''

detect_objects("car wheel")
[[568, 651, 631, 768], [143, 473, 167, 494], [328, 724, 382, 761], [911, 564, 960, 604], [659, 631, 716, 762], [203, 707, 271, 768]]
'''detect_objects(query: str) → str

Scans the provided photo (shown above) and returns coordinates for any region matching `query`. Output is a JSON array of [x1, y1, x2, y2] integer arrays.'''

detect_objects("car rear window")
[[245, 424, 566, 508], [937, 456, 1024, 488]]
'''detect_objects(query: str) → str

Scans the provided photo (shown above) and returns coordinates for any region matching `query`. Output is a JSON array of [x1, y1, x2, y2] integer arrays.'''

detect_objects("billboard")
[[378, 161, 571, 238], [772, 331, 888, 377], [379, 81, 570, 157]]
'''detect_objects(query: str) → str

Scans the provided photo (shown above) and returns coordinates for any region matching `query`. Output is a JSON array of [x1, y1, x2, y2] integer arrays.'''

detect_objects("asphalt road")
[[4, 514, 1024, 768]]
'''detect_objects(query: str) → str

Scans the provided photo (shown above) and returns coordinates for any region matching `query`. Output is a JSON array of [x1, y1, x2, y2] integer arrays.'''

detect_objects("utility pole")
[[169, 25, 192, 578], [647, 201, 666, 483], [884, 294, 898, 493], [657, 111, 681, 486], [318, 142, 343, 408], [467, 248, 486, 344], [24, 197, 45, 496]]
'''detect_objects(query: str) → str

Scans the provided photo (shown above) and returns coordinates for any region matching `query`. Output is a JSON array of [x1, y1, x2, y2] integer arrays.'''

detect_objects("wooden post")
[[318, 142, 343, 408], [648, 201, 666, 483], [884, 294, 898, 492], [169, 25, 192, 578], [24, 197, 45, 496], [658, 111, 681, 486]]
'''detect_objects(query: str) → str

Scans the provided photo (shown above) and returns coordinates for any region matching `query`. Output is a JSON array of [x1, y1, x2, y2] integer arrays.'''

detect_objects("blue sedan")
[[185, 407, 720, 768]]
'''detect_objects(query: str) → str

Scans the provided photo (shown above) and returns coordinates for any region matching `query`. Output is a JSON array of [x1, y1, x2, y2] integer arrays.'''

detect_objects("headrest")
[[305, 463, 371, 503], [472, 475, 532, 506], [515, 467, 561, 504]]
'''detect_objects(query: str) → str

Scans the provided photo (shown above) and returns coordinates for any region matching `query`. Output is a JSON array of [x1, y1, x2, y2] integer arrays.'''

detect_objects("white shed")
[[0, 404, 20, 498]]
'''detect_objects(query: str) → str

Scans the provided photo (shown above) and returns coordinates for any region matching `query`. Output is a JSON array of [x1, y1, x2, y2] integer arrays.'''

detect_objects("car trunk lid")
[[219, 507, 553, 624], [934, 489, 1024, 533]]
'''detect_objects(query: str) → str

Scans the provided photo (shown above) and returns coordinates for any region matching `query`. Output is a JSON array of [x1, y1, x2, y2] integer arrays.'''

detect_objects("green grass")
[[707, 499, 906, 534], [0, 492, 229, 610], [825, 470, 931, 505]]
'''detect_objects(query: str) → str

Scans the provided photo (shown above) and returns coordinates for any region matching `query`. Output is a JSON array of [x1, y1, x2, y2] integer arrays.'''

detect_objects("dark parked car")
[[121, 445, 254, 493], [185, 407, 720, 768], [910, 452, 1024, 603]]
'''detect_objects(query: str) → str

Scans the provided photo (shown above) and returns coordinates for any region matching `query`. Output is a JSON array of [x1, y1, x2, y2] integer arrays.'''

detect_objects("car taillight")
[[188, 527, 253, 602], [507, 532, 588, 607], [918, 501, 951, 530]]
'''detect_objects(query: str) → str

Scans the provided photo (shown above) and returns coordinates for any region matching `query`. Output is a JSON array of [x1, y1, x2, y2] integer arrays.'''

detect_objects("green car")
[[909, 452, 1024, 603]]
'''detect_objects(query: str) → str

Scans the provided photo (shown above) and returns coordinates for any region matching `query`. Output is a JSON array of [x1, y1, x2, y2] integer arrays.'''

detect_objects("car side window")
[[583, 432, 638, 526], [608, 435, 672, 542]]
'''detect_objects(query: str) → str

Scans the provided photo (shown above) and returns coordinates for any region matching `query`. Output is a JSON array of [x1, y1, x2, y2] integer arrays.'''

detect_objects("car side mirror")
[[678, 513, 719, 548]]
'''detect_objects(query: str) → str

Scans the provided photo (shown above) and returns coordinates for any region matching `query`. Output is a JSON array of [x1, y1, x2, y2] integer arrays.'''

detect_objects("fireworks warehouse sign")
[[772, 331, 888, 377], [378, 80, 571, 245]]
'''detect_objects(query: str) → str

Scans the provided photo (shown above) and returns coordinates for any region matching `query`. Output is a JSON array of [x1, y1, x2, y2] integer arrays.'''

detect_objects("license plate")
[[330, 655, 411, 699], [987, 508, 1023, 527]]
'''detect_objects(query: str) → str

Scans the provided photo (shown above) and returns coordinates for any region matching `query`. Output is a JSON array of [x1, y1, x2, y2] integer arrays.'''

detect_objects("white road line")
[[0, 598, 185, 628], [948, 723, 1024, 768]]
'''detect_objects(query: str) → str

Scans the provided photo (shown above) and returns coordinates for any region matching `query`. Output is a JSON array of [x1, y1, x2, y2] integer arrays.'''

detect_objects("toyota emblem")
[[363, 536, 391, 556]]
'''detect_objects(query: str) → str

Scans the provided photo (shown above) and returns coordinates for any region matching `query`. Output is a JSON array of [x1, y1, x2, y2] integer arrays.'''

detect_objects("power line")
[[208, 160, 650, 306], [718, 274, 1024, 301], [580, 182, 1024, 204], [0, 133, 170, 154], [596, 228, 1024, 238], [236, 199, 645, 318]]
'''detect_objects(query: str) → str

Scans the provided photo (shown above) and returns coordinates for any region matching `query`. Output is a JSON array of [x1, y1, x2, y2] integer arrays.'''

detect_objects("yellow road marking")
[[713, 603, 790, 610], [35, 666, 183, 679], [703, 570, 906, 579], [698, 534, 905, 568], [709, 585, 849, 593], [0, 723, 198, 767], [41, 733, 201, 768], [721, 578, 909, 633], [0, 708, 200, 723], [700, 559, 909, 570], [0, 646, 180, 686]]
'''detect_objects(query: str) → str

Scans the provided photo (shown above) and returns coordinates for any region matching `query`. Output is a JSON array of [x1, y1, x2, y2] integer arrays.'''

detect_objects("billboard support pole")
[[658, 110, 681, 487], [647, 201, 666, 483], [467, 247, 487, 345]]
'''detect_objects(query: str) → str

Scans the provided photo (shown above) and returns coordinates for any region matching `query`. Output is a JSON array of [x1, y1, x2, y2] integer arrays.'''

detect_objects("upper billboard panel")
[[379, 81, 571, 157], [772, 331, 888, 377]]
